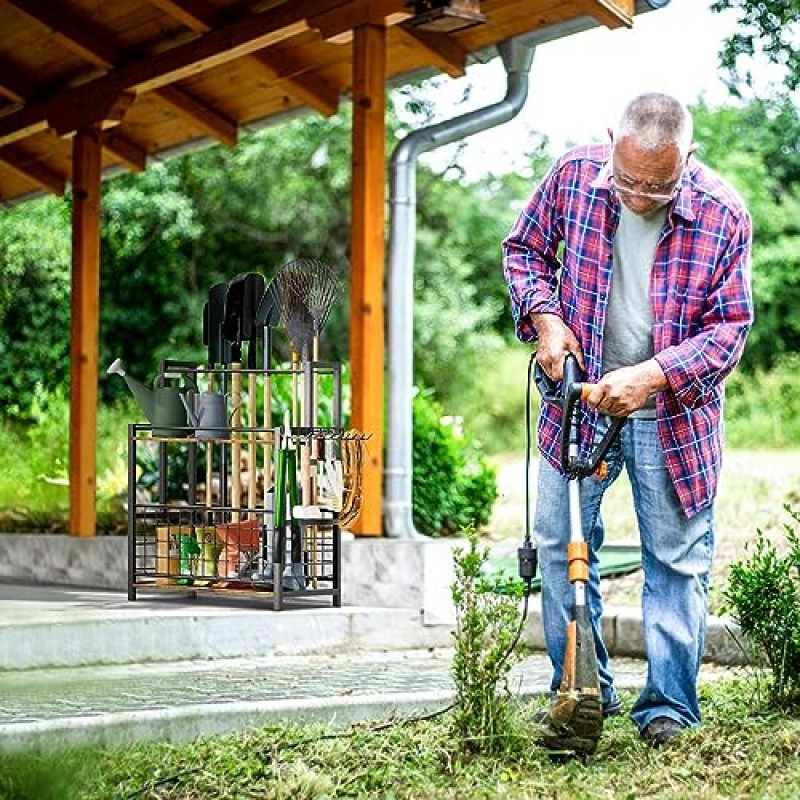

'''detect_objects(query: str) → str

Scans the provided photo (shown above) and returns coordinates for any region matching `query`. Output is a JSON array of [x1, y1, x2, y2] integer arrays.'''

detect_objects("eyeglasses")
[[609, 173, 681, 203]]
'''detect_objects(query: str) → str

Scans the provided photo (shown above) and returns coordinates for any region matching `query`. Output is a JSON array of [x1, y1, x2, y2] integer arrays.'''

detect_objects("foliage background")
[[2, 95, 798, 424]]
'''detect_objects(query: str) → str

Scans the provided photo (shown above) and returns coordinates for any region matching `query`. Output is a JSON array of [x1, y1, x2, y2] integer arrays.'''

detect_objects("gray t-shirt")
[[602, 204, 667, 417]]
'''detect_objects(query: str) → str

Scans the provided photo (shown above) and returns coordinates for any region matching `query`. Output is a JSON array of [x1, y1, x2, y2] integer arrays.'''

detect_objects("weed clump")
[[450, 531, 525, 754]]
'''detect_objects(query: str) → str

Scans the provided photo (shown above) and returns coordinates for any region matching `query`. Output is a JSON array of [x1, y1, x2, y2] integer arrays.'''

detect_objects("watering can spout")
[[107, 358, 156, 421]]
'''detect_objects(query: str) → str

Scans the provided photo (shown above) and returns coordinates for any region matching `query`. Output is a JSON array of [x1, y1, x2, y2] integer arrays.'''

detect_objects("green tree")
[[693, 99, 800, 369], [412, 140, 551, 422], [0, 197, 71, 418], [172, 112, 355, 365], [99, 162, 203, 401], [712, 0, 800, 92]]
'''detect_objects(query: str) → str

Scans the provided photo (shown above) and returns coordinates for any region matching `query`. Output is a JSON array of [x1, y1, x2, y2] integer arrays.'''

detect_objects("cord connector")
[[517, 543, 538, 583]]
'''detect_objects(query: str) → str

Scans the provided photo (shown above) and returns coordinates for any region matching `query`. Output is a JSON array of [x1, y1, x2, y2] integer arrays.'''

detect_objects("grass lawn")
[[0, 679, 798, 799]]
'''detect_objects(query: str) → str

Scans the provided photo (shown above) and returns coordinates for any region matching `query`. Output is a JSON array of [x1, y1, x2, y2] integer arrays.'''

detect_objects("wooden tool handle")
[[248, 371, 257, 510], [231, 366, 242, 522]]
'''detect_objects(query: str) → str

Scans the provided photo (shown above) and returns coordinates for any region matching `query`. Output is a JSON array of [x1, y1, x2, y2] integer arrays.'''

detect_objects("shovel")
[[535, 353, 625, 755], [255, 279, 281, 438], [241, 273, 267, 513], [204, 283, 232, 374], [222, 275, 251, 521]]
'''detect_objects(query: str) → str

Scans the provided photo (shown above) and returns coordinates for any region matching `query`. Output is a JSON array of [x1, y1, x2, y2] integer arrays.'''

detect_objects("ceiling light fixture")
[[403, 0, 487, 34]]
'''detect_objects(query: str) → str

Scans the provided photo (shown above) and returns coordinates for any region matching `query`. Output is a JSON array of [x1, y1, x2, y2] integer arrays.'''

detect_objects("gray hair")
[[616, 93, 693, 155]]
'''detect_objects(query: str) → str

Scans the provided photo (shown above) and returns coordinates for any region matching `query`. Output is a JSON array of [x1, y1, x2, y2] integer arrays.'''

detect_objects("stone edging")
[[0, 533, 747, 666]]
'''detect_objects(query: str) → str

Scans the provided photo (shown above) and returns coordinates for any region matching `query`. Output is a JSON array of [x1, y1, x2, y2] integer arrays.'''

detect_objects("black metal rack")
[[126, 362, 350, 610]]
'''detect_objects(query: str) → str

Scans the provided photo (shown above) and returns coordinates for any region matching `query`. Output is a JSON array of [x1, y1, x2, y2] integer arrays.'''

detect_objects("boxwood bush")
[[723, 506, 800, 708], [412, 388, 498, 537]]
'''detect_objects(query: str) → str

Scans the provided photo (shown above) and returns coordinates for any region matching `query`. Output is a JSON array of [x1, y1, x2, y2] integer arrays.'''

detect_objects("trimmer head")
[[538, 584, 604, 755], [539, 692, 603, 756]]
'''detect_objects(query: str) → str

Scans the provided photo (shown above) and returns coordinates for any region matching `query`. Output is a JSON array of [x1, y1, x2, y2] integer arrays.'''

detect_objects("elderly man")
[[503, 92, 753, 749]]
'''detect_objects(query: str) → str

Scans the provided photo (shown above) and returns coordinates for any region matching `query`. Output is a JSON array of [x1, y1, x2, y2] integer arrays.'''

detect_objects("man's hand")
[[582, 359, 668, 416], [532, 314, 584, 380]]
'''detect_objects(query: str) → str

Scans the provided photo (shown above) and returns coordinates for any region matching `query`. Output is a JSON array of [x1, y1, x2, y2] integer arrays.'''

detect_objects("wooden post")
[[349, 23, 386, 536], [69, 127, 102, 537]]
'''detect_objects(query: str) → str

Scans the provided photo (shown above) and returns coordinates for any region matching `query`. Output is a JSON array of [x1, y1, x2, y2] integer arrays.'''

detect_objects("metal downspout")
[[384, 38, 535, 539], [383, 0, 672, 539]]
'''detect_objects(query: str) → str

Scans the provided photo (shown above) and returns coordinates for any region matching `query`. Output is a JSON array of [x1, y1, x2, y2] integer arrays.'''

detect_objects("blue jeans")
[[534, 416, 714, 730]]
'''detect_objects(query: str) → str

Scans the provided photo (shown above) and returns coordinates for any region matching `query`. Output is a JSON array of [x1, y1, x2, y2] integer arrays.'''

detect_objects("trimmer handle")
[[533, 353, 585, 407], [534, 353, 625, 479]]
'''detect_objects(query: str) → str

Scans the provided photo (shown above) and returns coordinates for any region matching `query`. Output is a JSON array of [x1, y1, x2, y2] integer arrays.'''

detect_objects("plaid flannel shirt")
[[502, 144, 753, 518]]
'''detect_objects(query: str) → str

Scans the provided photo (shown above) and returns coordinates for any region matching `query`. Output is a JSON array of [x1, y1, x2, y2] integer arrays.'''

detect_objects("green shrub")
[[456, 345, 537, 456], [722, 505, 800, 708], [412, 388, 498, 537], [451, 531, 524, 754]]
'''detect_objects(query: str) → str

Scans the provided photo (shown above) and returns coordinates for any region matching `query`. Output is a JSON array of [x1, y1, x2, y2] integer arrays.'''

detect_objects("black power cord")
[[517, 352, 539, 590], [497, 351, 539, 663]]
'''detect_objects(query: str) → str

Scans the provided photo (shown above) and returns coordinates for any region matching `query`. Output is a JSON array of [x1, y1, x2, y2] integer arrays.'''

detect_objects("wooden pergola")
[[0, 0, 656, 537]]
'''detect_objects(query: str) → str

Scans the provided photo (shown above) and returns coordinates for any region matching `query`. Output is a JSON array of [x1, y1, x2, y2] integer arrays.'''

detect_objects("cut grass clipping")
[[0, 679, 798, 799]]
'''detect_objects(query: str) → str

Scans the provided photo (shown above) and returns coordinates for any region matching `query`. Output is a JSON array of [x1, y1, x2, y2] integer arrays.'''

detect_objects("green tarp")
[[486, 543, 642, 592]]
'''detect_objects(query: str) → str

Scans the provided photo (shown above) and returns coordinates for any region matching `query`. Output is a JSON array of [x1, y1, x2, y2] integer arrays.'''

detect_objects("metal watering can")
[[180, 390, 232, 439], [107, 358, 198, 438]]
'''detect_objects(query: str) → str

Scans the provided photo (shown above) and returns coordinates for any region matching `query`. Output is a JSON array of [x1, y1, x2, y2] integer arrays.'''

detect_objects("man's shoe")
[[641, 716, 685, 748]]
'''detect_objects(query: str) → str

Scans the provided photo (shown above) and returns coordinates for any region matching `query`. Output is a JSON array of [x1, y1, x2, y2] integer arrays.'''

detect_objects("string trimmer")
[[532, 353, 625, 755]]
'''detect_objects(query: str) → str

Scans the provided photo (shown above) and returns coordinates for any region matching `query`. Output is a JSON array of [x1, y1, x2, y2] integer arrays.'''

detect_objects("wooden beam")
[[148, 0, 216, 32], [311, 0, 407, 40], [0, 57, 37, 105], [48, 91, 136, 138], [7, 0, 137, 138], [128, 20, 311, 93], [0, 146, 66, 195], [393, 26, 467, 79], [0, 0, 354, 147], [102, 131, 147, 172], [247, 53, 340, 116], [154, 86, 238, 146], [577, 0, 634, 29], [69, 127, 102, 538], [7, 0, 118, 69], [349, 23, 386, 536]]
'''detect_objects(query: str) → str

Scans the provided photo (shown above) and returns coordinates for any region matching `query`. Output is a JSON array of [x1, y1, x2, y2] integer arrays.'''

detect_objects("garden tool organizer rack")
[[126, 360, 367, 611]]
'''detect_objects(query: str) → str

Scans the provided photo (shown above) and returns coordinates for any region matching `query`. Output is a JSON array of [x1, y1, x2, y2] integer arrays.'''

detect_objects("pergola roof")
[[0, 0, 647, 206]]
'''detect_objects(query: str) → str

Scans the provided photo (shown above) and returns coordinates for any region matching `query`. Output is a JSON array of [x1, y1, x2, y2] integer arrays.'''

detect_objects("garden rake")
[[274, 262, 314, 427], [274, 258, 341, 586], [274, 258, 340, 424]]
